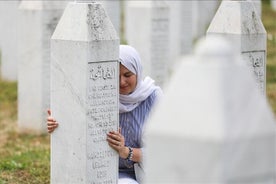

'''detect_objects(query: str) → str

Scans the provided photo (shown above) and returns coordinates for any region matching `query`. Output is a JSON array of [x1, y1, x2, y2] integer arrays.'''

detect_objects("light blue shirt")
[[118, 89, 161, 177]]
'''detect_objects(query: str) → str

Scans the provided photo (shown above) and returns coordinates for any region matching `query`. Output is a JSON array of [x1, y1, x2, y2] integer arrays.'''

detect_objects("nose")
[[120, 76, 126, 86]]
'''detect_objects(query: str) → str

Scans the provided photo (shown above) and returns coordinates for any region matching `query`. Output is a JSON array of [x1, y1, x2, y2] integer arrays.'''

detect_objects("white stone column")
[[0, 1, 20, 81], [17, 1, 68, 133], [145, 35, 276, 183], [207, 0, 267, 94], [51, 1, 119, 183], [125, 1, 170, 87]]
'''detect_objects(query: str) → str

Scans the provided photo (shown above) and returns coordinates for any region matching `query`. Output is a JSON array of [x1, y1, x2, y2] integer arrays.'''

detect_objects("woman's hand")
[[47, 109, 58, 133], [107, 129, 129, 159]]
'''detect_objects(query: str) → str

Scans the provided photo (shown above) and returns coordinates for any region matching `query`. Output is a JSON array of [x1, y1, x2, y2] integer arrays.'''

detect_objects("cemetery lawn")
[[0, 79, 50, 183], [0, 0, 276, 183]]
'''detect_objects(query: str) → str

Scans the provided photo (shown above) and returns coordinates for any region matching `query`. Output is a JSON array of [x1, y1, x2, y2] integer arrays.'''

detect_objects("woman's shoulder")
[[146, 87, 163, 106]]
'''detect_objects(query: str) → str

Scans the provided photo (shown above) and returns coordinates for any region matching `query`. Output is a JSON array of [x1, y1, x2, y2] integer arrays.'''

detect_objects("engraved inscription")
[[242, 51, 265, 93], [87, 61, 118, 184], [150, 5, 169, 87]]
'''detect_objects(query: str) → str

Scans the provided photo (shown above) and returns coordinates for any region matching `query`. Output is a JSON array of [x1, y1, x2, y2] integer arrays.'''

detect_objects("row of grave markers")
[[1, 0, 222, 134], [51, 0, 274, 183], [1, 0, 266, 135], [0, 0, 275, 183]]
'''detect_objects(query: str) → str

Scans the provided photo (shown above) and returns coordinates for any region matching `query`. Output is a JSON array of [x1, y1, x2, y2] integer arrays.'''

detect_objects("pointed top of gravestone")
[[147, 35, 276, 140], [207, 0, 266, 34], [51, 1, 118, 42]]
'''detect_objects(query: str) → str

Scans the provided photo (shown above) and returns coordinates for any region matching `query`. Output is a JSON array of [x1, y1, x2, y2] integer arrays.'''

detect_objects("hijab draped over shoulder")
[[119, 45, 160, 113]]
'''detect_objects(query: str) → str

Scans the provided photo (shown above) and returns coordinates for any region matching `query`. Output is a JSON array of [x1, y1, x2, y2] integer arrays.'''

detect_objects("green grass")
[[0, 1, 276, 183], [0, 77, 50, 184], [0, 133, 50, 184], [262, 0, 276, 113]]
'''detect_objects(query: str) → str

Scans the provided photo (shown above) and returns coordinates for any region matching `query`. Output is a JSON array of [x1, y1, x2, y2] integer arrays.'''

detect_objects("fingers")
[[107, 131, 122, 141], [47, 109, 51, 116], [106, 131, 124, 150], [47, 109, 58, 133]]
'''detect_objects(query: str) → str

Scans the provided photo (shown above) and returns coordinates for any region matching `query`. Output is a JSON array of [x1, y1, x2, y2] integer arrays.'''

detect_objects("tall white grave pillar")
[[17, 1, 68, 133], [207, 0, 267, 94], [51, 1, 119, 183], [125, 1, 170, 87], [145, 36, 276, 183], [0, 1, 20, 81]]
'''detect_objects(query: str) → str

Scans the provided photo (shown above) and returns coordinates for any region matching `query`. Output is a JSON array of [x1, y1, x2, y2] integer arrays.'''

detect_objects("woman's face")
[[119, 64, 137, 95]]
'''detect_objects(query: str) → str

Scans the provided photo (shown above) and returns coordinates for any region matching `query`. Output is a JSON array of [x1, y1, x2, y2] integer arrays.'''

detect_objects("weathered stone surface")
[[51, 2, 119, 183]]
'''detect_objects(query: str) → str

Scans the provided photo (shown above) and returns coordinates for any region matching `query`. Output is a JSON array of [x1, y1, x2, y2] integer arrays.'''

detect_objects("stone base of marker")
[[51, 2, 119, 183]]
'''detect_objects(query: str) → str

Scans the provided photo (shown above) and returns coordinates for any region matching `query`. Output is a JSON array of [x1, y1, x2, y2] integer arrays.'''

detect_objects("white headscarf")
[[119, 45, 160, 113]]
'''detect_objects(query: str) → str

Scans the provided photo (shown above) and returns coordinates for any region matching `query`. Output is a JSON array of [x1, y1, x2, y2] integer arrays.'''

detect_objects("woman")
[[47, 45, 162, 184]]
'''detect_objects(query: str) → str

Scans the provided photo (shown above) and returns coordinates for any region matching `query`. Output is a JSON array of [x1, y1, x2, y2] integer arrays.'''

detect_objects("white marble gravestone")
[[17, 0, 68, 133], [0, 1, 20, 81], [51, 1, 119, 183], [207, 0, 267, 94], [125, 1, 170, 87], [145, 36, 276, 183]]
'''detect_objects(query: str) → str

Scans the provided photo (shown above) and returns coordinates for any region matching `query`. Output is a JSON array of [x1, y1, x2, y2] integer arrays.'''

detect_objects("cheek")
[[131, 76, 138, 88]]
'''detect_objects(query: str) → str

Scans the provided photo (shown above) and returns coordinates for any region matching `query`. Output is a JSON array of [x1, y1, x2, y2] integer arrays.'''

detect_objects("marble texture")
[[51, 1, 119, 183]]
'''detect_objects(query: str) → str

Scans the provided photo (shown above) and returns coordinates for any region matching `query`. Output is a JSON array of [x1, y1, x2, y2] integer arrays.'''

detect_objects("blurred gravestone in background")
[[145, 35, 276, 184], [207, 0, 267, 94], [125, 1, 170, 88], [17, 0, 68, 134], [0, 1, 20, 81]]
